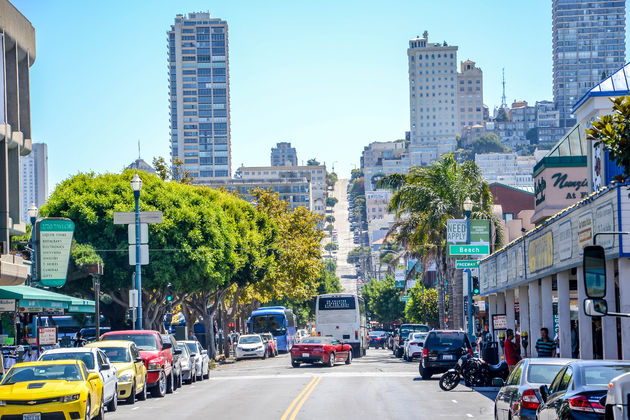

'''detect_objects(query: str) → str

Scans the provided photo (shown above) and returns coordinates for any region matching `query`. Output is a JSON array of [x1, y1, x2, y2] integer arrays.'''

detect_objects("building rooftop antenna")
[[138, 140, 141, 160], [501, 68, 507, 109]]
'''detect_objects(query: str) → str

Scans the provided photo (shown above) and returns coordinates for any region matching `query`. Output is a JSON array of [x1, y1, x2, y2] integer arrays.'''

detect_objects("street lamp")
[[131, 174, 143, 329], [463, 197, 474, 340], [27, 203, 38, 285]]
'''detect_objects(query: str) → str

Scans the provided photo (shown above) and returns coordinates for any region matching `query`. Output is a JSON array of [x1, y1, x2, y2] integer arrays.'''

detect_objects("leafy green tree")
[[326, 197, 338, 207], [586, 96, 630, 183], [307, 158, 320, 166], [361, 276, 405, 324], [325, 215, 335, 223], [326, 172, 338, 187], [324, 243, 338, 252], [526, 127, 539, 145], [495, 108, 509, 122], [405, 284, 447, 328], [471, 133, 510, 155], [347, 247, 370, 264]]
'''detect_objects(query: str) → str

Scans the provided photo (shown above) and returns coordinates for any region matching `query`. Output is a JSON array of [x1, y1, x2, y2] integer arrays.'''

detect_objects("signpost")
[[449, 244, 490, 255], [455, 260, 480, 269], [35, 218, 75, 287], [400, 296, 411, 302]]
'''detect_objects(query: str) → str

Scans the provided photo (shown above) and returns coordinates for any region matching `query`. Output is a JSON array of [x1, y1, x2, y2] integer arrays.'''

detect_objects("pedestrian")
[[504, 329, 521, 372], [571, 321, 579, 358], [535, 327, 556, 358], [73, 332, 84, 348]]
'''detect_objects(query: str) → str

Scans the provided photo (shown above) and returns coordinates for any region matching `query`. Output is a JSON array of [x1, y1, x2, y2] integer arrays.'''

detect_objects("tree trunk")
[[436, 248, 446, 329]]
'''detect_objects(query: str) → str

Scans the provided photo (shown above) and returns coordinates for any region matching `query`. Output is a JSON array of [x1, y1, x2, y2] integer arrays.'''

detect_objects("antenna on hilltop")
[[501, 68, 507, 109], [138, 140, 141, 160]]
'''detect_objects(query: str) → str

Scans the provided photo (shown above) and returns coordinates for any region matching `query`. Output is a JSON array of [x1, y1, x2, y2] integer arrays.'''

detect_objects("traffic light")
[[472, 276, 480, 295], [166, 283, 173, 302]]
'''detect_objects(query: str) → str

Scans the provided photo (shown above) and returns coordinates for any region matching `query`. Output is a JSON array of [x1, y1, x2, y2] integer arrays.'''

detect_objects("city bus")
[[315, 293, 368, 358], [247, 306, 297, 352]]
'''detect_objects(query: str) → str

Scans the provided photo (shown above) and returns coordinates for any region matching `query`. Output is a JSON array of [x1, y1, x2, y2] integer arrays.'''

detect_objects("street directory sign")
[[394, 268, 405, 289], [449, 244, 490, 255], [35, 218, 75, 287], [400, 296, 411, 302]]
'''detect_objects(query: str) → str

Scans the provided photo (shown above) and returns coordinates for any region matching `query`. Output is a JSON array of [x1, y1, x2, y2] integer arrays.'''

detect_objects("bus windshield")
[[251, 314, 286, 336]]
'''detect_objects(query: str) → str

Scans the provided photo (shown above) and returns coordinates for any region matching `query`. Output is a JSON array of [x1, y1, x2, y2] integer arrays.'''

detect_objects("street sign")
[[128, 223, 149, 244], [129, 289, 139, 308], [0, 299, 15, 312], [449, 244, 490, 255], [128, 245, 149, 265], [36, 218, 75, 287], [395, 268, 405, 289], [470, 220, 490, 244], [492, 314, 507, 330], [456, 260, 480, 269], [400, 296, 411, 302], [114, 211, 163, 225], [447, 219, 467, 244]]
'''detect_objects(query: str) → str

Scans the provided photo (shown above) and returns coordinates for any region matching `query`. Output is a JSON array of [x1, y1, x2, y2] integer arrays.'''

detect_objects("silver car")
[[181, 340, 210, 381]]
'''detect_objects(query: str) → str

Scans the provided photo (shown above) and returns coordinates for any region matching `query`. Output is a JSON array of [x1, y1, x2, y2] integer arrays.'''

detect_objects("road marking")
[[211, 371, 416, 381], [132, 407, 139, 410], [289, 376, 322, 420], [280, 376, 320, 420], [451, 399, 458, 404], [466, 414, 473, 418]]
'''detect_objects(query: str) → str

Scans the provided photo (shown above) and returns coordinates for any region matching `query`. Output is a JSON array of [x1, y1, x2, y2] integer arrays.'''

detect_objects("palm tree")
[[378, 154, 503, 329]]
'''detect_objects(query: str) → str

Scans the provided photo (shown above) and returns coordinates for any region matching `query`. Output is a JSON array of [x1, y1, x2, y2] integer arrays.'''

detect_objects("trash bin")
[[482, 341, 499, 365]]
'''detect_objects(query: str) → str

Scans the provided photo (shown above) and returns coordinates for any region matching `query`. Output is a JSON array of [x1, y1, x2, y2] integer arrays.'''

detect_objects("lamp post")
[[130, 174, 143, 330], [27, 203, 38, 285], [463, 198, 474, 340]]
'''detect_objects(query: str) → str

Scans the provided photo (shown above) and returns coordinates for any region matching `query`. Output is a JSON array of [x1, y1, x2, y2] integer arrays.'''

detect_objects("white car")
[[235, 334, 267, 360], [40, 347, 119, 412], [404, 332, 428, 361], [296, 329, 309, 343], [181, 340, 210, 381]]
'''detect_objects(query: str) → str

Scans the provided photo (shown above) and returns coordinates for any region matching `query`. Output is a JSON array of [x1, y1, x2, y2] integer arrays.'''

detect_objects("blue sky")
[[11, 0, 629, 189]]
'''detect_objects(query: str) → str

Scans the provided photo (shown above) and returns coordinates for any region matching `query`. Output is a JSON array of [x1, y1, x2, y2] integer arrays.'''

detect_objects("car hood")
[[0, 380, 85, 399], [238, 343, 262, 349], [139, 350, 161, 360], [112, 362, 134, 374]]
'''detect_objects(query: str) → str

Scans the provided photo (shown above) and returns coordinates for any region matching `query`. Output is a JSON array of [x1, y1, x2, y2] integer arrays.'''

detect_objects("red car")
[[101, 330, 174, 398], [291, 337, 352, 367]]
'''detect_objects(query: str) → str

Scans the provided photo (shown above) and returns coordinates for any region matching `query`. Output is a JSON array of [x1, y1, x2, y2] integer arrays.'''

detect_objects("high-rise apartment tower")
[[168, 12, 231, 181], [457, 60, 484, 130], [552, 0, 625, 130], [20, 142, 47, 223], [270, 142, 298, 166]]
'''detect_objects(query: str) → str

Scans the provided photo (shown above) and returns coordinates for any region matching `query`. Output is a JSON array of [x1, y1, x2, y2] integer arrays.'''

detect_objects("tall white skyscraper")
[[408, 31, 459, 166], [168, 12, 231, 181], [20, 142, 47, 223]]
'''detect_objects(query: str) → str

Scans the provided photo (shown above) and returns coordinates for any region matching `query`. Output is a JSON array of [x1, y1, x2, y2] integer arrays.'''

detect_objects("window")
[[507, 362, 522, 385]]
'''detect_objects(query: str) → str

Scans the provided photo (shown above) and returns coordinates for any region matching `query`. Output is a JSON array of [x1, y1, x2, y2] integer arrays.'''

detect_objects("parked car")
[[40, 346, 118, 412], [494, 358, 570, 420], [290, 336, 352, 368], [86, 340, 148, 404], [177, 342, 196, 384], [537, 360, 630, 420], [296, 329, 309, 343], [404, 332, 428, 361], [235, 334, 267, 360], [79, 327, 112, 343], [604, 371, 630, 419], [368, 331, 388, 349], [261, 332, 278, 357], [162, 333, 183, 389], [101, 329, 174, 398], [393, 324, 429, 358], [0, 360, 105, 420], [181, 340, 210, 380], [418, 330, 473, 380]]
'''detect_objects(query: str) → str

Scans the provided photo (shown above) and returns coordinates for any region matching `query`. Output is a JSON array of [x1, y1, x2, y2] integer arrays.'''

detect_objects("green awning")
[[0, 285, 95, 313], [67, 296, 96, 314]]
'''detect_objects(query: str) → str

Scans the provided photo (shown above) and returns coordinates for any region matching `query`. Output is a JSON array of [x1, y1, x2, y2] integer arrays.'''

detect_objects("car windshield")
[[177, 344, 189, 356], [239, 336, 262, 344], [400, 325, 429, 337], [411, 333, 428, 341], [1, 364, 82, 384], [582, 365, 630, 386], [185, 342, 198, 354], [103, 334, 159, 351], [251, 314, 286, 336], [301, 338, 328, 344], [369, 331, 386, 337], [101, 348, 130, 363], [527, 363, 566, 384], [424, 332, 466, 350], [40, 352, 95, 370]]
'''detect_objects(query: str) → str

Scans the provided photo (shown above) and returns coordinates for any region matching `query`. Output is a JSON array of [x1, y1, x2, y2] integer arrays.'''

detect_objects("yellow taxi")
[[86, 340, 147, 404], [0, 359, 104, 419]]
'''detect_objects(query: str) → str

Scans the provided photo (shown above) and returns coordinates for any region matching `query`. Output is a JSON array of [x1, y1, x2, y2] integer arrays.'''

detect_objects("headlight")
[[0, 400, 5, 406], [59, 394, 80, 403], [119, 372, 133, 382], [257, 345, 264, 350], [147, 362, 161, 370]]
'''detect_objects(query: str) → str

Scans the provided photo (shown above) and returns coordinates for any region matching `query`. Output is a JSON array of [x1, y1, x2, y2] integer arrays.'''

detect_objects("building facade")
[[552, 0, 625, 130], [457, 60, 483, 131], [168, 12, 231, 181], [475, 152, 537, 190], [270, 142, 297, 167], [408, 31, 459, 166], [19, 142, 47, 222], [361, 141, 411, 192]]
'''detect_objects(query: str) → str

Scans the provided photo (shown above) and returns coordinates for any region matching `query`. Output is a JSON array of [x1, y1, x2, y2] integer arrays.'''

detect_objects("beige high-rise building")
[[457, 60, 483, 131], [408, 31, 459, 166]]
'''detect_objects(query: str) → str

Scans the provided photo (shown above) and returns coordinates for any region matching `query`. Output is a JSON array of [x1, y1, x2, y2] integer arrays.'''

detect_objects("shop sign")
[[536, 171, 588, 205], [578, 213, 593, 249], [38, 326, 57, 346], [557, 220, 573, 262], [20, 306, 43, 313], [447, 219, 467, 244], [36, 218, 75, 287], [594, 203, 615, 249], [528, 232, 554, 273], [492, 314, 507, 330], [42, 309, 64, 316], [0, 299, 15, 312]]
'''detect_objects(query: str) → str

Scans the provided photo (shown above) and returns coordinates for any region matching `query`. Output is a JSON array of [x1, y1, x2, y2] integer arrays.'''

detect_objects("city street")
[[108, 349, 496, 420], [332, 179, 358, 294]]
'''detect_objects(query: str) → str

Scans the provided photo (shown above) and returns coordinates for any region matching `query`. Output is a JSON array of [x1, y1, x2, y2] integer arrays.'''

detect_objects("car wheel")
[[84, 399, 91, 420], [345, 351, 352, 365], [262, 350, 267, 360], [137, 378, 147, 401], [166, 372, 174, 394], [203, 366, 210, 380], [419, 363, 433, 380], [196, 368, 203, 382], [126, 381, 136, 404], [151, 371, 167, 398], [291, 360, 300, 368], [179, 372, 183, 388], [107, 386, 118, 411], [327, 353, 335, 367]]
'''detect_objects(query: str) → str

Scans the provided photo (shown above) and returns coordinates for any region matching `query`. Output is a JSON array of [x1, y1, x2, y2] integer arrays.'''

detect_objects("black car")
[[494, 358, 570, 420], [537, 360, 630, 420], [418, 330, 472, 379], [161, 333, 183, 390], [393, 324, 429, 358], [79, 326, 111, 343], [368, 331, 388, 349]]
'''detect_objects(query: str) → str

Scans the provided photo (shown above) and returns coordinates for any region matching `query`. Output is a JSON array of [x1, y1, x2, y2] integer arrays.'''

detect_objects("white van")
[[315, 293, 367, 358]]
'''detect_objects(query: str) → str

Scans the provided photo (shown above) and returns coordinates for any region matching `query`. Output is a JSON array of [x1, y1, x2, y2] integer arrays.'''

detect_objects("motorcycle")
[[439, 354, 509, 391]]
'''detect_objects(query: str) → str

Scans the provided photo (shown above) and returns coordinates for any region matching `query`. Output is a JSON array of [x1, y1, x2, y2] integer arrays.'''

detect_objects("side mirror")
[[88, 372, 100, 381], [583, 245, 607, 298], [101, 363, 110, 371], [539, 385, 549, 403], [163, 342, 172, 349], [201, 350, 207, 355], [174, 349, 182, 355], [135, 357, 143, 363], [190, 353, 197, 357], [584, 298, 608, 317]]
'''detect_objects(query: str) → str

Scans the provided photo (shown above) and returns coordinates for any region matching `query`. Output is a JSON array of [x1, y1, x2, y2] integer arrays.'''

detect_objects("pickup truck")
[[101, 330, 174, 398], [605, 371, 630, 419]]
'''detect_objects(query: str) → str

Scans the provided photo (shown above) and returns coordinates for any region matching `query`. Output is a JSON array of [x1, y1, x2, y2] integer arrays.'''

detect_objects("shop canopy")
[[0, 285, 95, 314]]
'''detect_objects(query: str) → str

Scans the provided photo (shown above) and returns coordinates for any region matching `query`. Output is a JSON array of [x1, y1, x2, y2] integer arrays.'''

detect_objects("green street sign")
[[470, 220, 490, 243], [449, 244, 490, 256], [395, 280, 405, 289], [400, 296, 411, 302], [455, 260, 480, 269], [35, 218, 75, 287]]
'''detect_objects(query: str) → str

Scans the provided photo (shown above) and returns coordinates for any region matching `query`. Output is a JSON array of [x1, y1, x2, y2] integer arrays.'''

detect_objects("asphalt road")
[[108, 348, 496, 420], [332, 178, 358, 294]]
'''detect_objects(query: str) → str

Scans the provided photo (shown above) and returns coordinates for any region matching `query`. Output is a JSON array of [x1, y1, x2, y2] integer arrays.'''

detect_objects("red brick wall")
[[489, 184, 535, 216]]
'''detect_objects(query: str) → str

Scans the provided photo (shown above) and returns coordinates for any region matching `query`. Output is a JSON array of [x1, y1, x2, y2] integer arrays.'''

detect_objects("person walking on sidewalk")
[[536, 327, 556, 358], [504, 329, 521, 372]]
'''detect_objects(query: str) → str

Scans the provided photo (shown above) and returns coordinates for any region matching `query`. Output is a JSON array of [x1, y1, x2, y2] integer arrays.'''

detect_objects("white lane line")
[[132, 407, 139, 410], [466, 414, 473, 418], [451, 399, 458, 404]]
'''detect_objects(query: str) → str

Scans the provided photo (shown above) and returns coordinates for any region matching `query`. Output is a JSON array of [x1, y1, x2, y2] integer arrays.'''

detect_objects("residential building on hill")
[[270, 142, 297, 166]]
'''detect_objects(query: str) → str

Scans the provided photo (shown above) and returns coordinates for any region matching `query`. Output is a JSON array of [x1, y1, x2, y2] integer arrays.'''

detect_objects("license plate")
[[442, 354, 454, 360], [302, 353, 309, 358], [24, 414, 41, 420]]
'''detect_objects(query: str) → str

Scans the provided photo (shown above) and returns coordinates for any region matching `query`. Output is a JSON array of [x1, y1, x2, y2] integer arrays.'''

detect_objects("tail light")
[[468, 348, 473, 356], [312, 346, 324, 352], [520, 389, 540, 410], [355, 330, 358, 339], [410, 342, 419, 346], [317, 332, 321, 336], [422, 348, 428, 357], [568, 395, 605, 414]]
